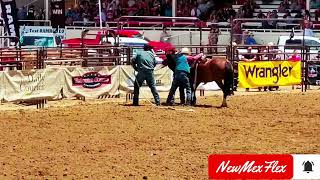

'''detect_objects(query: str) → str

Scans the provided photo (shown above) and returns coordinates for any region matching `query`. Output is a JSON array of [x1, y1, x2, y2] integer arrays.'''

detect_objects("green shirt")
[[132, 50, 157, 71]]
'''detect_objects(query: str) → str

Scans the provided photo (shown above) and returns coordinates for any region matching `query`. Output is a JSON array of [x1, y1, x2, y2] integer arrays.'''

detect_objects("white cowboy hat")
[[232, 42, 237, 46], [268, 42, 274, 46], [180, 47, 191, 55]]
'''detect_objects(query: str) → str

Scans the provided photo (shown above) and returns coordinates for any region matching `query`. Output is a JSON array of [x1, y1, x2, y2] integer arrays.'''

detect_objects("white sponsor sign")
[[19, 26, 66, 39]]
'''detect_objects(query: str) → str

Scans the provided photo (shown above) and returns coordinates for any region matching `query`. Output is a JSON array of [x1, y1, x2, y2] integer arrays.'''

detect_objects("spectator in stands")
[[208, 25, 219, 54], [191, 3, 201, 18], [257, 10, 265, 19], [128, 0, 136, 8], [283, 0, 290, 9], [283, 10, 292, 19], [162, 0, 172, 17], [298, 0, 306, 9], [290, 0, 301, 13], [180, 3, 190, 17], [160, 27, 171, 43], [265, 11, 276, 29], [315, 9, 320, 22], [304, 20, 315, 37], [242, 4, 253, 18], [27, 5, 35, 26], [294, 11, 304, 23], [241, 46, 256, 61], [245, 32, 257, 45], [209, 13, 219, 23], [235, 0, 246, 5], [278, 2, 287, 13], [83, 14, 90, 26], [154, 0, 162, 16], [17, 6, 27, 24], [233, 20, 242, 44], [135, 1, 146, 16], [235, 6, 244, 18], [304, 10, 311, 21], [177, 4, 183, 17], [233, 21, 242, 44], [289, 50, 301, 62], [38, 8, 45, 21], [105, 8, 114, 22], [264, 42, 281, 60], [114, 0, 121, 17], [261, 15, 271, 29], [270, 10, 279, 28], [132, 44, 160, 106], [241, 46, 256, 91]]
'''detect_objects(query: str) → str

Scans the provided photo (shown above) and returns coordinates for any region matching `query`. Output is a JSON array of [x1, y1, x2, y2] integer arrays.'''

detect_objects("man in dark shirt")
[[241, 47, 256, 61]]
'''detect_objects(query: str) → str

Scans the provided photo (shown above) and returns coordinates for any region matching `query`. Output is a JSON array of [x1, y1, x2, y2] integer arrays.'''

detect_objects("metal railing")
[[18, 20, 51, 26], [0, 43, 319, 91]]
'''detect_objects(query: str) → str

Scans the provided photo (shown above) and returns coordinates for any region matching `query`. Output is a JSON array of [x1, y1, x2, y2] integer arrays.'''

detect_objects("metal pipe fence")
[[0, 44, 319, 91]]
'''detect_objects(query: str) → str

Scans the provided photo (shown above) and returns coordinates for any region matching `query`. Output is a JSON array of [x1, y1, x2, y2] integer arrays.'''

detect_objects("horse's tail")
[[224, 61, 234, 96]]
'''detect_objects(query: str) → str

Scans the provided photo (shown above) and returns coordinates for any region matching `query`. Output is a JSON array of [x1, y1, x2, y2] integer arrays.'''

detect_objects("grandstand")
[[232, 0, 320, 29]]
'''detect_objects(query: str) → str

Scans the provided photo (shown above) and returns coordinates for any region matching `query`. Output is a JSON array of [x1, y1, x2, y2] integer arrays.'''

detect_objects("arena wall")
[[65, 29, 320, 46]]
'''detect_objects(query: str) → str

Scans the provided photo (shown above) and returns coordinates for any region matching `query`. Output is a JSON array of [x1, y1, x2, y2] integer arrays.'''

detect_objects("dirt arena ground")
[[0, 90, 320, 179]]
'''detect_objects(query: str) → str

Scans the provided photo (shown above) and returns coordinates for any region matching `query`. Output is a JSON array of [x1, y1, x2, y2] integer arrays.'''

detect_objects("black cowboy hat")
[[143, 44, 153, 51]]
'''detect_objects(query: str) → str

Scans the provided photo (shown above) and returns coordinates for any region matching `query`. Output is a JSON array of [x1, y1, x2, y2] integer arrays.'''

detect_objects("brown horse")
[[164, 54, 234, 107]]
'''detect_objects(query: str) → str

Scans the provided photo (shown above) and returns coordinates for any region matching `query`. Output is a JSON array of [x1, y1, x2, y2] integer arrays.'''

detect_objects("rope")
[[133, 70, 195, 112]]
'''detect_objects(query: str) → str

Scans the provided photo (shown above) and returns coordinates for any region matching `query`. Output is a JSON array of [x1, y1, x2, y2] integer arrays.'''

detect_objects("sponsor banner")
[[0, 72, 5, 100], [308, 64, 320, 85], [20, 26, 66, 40], [119, 65, 173, 93], [62, 66, 120, 98], [239, 61, 301, 88], [2, 68, 63, 102], [50, 0, 65, 28], [0, 0, 20, 45], [208, 154, 294, 179]]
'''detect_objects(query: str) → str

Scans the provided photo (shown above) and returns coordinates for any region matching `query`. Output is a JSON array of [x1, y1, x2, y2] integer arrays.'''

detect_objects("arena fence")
[[232, 44, 320, 92], [0, 43, 319, 108]]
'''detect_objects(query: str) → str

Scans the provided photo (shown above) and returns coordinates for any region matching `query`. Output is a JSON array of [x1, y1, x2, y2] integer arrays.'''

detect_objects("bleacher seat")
[[232, 5, 242, 9], [259, 5, 280, 9], [255, 0, 282, 5], [241, 22, 262, 28], [252, 12, 298, 18]]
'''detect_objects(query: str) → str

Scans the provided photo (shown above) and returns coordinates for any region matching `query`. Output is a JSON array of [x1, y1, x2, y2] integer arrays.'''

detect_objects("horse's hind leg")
[[216, 80, 227, 107], [190, 82, 200, 106]]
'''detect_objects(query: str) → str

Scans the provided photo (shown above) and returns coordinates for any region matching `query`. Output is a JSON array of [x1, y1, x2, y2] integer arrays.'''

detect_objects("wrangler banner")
[[238, 61, 301, 88]]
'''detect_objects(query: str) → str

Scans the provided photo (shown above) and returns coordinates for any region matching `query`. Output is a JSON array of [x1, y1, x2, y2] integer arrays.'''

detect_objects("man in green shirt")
[[132, 44, 160, 106]]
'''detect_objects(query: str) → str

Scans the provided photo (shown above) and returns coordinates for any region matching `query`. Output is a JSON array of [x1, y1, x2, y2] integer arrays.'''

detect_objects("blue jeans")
[[172, 74, 186, 104], [133, 70, 160, 105], [166, 70, 191, 105]]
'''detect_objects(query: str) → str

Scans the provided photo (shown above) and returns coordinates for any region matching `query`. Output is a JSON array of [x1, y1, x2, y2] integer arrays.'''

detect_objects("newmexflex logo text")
[[216, 160, 287, 174]]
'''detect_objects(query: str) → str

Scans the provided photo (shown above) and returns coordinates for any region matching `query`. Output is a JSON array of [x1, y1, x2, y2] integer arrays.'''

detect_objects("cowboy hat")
[[181, 47, 191, 55], [268, 42, 274, 46]]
